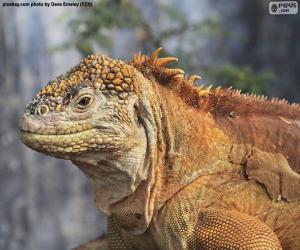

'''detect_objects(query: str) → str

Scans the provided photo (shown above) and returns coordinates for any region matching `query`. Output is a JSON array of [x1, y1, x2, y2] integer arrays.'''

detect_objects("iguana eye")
[[79, 97, 91, 106], [75, 95, 95, 111]]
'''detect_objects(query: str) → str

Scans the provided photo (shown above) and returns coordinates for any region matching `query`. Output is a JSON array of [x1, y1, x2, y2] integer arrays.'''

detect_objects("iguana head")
[[20, 52, 152, 211], [20, 54, 141, 156]]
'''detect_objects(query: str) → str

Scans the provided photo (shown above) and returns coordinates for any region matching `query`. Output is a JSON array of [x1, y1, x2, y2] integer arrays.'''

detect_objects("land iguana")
[[19, 48, 300, 249]]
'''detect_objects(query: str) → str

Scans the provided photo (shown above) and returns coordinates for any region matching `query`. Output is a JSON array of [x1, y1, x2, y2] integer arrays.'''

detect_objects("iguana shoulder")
[[130, 48, 300, 207]]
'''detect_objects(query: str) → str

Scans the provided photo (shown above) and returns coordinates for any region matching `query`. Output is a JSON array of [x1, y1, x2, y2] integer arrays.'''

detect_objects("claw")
[[156, 57, 178, 68], [133, 51, 142, 64], [207, 84, 213, 91], [148, 47, 162, 65], [188, 75, 201, 84], [133, 51, 148, 65]]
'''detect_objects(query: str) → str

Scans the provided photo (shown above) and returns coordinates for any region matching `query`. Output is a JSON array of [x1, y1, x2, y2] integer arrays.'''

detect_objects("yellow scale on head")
[[38, 54, 136, 105]]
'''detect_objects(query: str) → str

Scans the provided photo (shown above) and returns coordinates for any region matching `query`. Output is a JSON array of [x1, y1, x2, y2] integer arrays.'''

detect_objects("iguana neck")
[[105, 77, 232, 235], [152, 83, 232, 210]]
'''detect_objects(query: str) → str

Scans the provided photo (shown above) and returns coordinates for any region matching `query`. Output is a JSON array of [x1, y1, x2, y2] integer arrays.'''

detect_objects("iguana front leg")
[[154, 201, 282, 249], [74, 208, 281, 250], [192, 209, 281, 249]]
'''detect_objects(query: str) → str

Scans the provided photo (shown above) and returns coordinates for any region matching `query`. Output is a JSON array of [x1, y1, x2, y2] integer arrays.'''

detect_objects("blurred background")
[[0, 0, 299, 249]]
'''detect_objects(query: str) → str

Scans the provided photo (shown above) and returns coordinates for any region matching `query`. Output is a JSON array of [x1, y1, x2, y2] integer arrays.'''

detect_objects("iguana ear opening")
[[133, 103, 143, 128]]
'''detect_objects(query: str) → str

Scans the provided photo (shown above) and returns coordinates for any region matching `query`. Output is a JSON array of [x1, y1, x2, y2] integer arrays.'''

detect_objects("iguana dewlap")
[[19, 48, 300, 249]]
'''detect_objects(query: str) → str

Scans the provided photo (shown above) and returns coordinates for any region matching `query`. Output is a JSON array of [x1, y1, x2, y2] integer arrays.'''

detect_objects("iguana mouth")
[[20, 128, 103, 154], [20, 129, 95, 137], [19, 127, 94, 135]]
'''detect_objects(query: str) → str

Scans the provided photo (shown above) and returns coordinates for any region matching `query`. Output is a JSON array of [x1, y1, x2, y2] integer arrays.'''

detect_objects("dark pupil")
[[79, 97, 90, 107]]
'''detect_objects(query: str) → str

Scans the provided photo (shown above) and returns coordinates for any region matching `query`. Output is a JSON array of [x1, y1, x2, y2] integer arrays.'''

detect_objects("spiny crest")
[[241, 92, 269, 102], [132, 48, 300, 112], [240, 93, 300, 109], [131, 47, 209, 106], [131, 48, 234, 97]]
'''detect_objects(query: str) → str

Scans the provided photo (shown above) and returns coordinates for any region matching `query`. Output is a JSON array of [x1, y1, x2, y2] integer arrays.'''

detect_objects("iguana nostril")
[[37, 104, 49, 115]]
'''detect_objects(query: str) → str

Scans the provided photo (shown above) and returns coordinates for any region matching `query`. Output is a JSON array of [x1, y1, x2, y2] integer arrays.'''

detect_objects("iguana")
[[19, 48, 300, 250]]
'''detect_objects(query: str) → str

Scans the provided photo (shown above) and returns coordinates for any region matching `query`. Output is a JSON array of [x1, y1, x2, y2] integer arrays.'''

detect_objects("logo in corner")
[[269, 1, 298, 15], [271, 3, 278, 12]]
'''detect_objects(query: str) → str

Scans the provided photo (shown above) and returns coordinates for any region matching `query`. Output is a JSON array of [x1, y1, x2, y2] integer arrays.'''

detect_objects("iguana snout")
[[19, 112, 98, 158]]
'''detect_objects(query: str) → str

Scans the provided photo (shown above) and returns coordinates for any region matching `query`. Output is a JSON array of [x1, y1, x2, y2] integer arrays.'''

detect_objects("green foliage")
[[63, 0, 142, 56], [208, 64, 274, 94], [60, 1, 223, 56]]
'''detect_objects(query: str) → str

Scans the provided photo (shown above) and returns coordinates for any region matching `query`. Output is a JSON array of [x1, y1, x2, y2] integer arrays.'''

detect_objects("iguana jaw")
[[20, 129, 98, 159], [19, 113, 118, 159]]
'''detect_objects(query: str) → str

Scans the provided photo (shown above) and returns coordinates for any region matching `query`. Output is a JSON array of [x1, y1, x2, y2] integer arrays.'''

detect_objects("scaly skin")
[[19, 48, 300, 249]]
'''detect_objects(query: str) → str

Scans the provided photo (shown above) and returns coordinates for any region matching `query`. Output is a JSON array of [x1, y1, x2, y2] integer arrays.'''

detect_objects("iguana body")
[[19, 48, 300, 249]]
